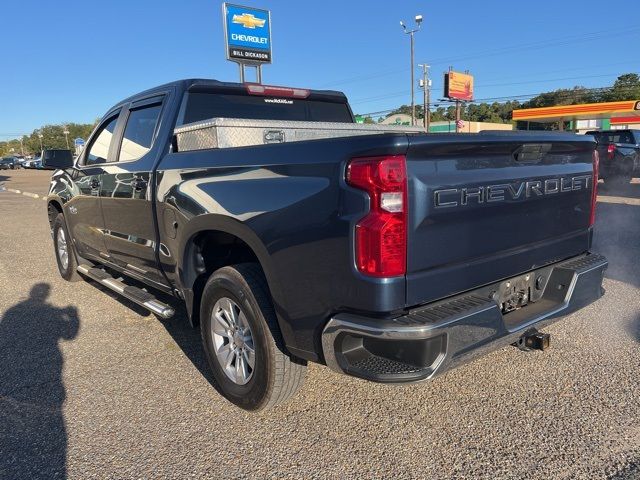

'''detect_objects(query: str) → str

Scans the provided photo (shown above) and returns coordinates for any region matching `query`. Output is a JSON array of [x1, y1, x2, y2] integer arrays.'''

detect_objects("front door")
[[65, 112, 121, 260], [99, 96, 168, 288]]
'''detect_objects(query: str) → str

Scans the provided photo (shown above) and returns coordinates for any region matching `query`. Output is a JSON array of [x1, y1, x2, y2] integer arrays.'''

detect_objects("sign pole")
[[238, 63, 245, 83]]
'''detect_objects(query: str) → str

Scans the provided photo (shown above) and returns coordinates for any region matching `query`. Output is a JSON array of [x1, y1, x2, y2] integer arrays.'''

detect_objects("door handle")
[[131, 177, 148, 191]]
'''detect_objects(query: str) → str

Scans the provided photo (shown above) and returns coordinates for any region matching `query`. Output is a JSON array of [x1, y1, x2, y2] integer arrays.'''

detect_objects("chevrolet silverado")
[[45, 79, 607, 411]]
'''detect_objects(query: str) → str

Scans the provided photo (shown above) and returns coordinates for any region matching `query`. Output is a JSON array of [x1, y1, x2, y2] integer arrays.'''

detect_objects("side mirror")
[[41, 149, 74, 170]]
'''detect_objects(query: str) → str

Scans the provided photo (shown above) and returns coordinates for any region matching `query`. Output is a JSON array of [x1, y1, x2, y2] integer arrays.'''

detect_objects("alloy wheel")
[[210, 297, 256, 385]]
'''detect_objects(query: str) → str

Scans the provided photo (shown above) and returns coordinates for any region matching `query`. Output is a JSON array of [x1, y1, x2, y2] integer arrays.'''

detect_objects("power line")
[[319, 26, 640, 88], [357, 83, 640, 117], [350, 72, 637, 105]]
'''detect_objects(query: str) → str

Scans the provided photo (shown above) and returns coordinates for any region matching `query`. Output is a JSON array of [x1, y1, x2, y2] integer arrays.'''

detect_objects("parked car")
[[586, 129, 640, 186], [46, 79, 607, 411], [22, 157, 41, 169], [0, 157, 16, 169]]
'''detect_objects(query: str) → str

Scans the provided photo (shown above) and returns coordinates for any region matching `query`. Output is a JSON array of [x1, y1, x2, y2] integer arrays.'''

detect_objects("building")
[[379, 114, 512, 133], [428, 121, 512, 133], [512, 100, 640, 133], [379, 113, 413, 125]]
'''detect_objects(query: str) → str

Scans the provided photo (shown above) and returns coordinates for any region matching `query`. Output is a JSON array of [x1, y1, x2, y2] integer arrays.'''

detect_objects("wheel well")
[[189, 230, 262, 327], [47, 201, 63, 230]]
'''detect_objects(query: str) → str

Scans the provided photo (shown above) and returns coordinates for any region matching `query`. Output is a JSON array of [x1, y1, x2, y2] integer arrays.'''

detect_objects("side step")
[[77, 264, 175, 319]]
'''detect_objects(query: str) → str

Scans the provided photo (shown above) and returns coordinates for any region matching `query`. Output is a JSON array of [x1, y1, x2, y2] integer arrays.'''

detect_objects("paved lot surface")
[[1, 170, 639, 479]]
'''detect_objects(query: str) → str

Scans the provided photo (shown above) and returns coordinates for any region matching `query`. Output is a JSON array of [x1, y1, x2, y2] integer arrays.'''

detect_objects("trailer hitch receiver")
[[514, 329, 550, 352]]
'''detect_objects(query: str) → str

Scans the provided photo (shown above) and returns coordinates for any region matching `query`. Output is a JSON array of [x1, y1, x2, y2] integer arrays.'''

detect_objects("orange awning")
[[512, 100, 640, 122]]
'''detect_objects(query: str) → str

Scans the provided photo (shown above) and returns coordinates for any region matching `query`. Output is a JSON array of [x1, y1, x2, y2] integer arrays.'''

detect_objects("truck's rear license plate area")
[[496, 273, 538, 314]]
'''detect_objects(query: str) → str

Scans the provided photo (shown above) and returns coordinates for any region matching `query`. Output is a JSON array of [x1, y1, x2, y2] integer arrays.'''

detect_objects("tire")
[[200, 263, 307, 411], [53, 213, 81, 282]]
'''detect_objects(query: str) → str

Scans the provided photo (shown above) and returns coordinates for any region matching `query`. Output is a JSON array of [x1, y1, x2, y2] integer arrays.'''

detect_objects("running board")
[[77, 264, 175, 319]]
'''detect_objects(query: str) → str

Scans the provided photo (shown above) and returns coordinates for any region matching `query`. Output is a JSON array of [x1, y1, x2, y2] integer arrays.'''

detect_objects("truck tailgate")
[[405, 132, 596, 307]]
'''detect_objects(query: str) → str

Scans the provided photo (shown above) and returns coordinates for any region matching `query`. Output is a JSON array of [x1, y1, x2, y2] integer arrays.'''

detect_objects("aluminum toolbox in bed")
[[173, 117, 427, 151]]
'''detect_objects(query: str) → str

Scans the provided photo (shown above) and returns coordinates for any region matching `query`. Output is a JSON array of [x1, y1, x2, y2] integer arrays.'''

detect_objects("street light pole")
[[400, 15, 422, 126], [419, 64, 431, 131]]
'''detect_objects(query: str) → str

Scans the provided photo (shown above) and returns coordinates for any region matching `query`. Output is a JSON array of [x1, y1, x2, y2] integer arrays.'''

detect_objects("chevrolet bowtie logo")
[[232, 13, 266, 29]]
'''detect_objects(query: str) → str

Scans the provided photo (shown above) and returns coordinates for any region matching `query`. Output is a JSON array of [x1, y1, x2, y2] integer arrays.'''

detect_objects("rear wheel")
[[53, 213, 81, 282], [200, 263, 307, 411]]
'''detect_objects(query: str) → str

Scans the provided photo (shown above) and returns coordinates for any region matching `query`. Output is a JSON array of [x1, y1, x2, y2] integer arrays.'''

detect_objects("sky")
[[2, 0, 640, 138]]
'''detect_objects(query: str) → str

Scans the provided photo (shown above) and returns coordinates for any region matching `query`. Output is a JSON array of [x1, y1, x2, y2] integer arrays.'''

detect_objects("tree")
[[602, 73, 640, 102], [385, 104, 425, 121], [0, 122, 97, 157], [522, 86, 595, 109]]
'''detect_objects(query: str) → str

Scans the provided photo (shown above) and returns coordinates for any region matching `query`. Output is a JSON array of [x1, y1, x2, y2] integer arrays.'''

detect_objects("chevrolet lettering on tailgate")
[[433, 175, 592, 208]]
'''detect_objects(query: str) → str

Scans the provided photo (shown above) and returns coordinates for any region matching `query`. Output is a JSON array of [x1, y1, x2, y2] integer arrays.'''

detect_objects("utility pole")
[[400, 15, 422, 126], [63, 126, 70, 149], [419, 64, 431, 131]]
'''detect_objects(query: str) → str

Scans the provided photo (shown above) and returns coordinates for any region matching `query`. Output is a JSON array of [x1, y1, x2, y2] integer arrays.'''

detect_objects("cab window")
[[118, 103, 162, 162], [85, 115, 119, 165]]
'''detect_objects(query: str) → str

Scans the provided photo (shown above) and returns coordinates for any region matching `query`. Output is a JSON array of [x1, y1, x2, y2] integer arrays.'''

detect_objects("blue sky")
[[2, 0, 640, 137]]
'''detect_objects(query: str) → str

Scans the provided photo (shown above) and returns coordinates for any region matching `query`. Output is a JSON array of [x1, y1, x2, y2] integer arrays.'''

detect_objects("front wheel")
[[53, 213, 81, 282], [200, 263, 307, 411]]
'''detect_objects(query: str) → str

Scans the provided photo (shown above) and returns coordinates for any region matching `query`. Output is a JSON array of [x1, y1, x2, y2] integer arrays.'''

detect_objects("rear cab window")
[[177, 87, 354, 126]]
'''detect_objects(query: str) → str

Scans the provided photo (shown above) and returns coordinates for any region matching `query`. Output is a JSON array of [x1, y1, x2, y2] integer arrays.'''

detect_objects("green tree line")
[[0, 122, 98, 157], [357, 73, 640, 126]]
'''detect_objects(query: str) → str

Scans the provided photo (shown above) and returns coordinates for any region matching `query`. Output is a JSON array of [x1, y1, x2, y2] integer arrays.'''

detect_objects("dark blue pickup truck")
[[45, 79, 607, 410]]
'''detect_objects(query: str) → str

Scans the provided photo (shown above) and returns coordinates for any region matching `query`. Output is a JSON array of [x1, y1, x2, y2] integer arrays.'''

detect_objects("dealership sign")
[[444, 71, 474, 101], [223, 3, 271, 64]]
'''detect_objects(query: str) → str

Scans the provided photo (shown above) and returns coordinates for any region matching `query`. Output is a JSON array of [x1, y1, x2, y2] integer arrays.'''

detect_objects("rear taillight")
[[607, 143, 616, 160], [590, 150, 599, 227], [346, 155, 407, 277]]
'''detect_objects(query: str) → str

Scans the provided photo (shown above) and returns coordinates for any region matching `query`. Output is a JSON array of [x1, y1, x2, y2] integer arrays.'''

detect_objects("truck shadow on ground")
[[0, 283, 80, 480], [82, 277, 215, 386], [158, 308, 217, 385], [598, 181, 640, 199], [631, 316, 640, 344], [608, 460, 640, 480], [593, 201, 640, 290]]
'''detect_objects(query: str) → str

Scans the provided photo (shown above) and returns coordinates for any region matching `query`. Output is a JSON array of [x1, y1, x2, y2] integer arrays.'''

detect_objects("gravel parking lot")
[[1, 169, 639, 479]]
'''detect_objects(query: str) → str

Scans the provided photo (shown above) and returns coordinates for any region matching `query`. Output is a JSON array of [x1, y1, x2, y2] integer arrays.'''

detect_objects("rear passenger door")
[[99, 95, 168, 289]]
